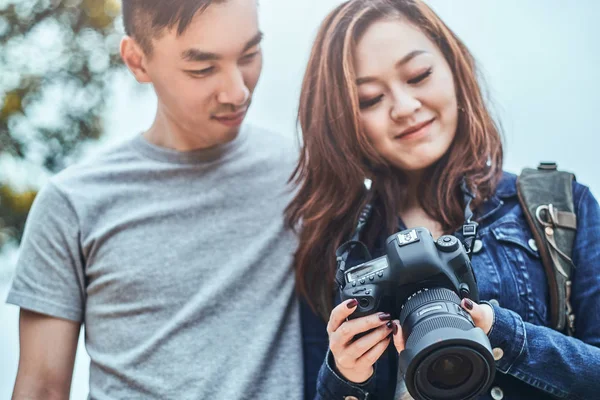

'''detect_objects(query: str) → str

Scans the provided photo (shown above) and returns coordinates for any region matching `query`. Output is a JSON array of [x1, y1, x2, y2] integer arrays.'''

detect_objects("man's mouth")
[[212, 109, 248, 127]]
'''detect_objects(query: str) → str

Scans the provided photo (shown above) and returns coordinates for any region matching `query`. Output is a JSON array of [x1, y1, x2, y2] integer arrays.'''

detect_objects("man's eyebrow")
[[181, 49, 220, 62], [356, 50, 428, 85], [180, 32, 264, 62], [242, 31, 264, 53]]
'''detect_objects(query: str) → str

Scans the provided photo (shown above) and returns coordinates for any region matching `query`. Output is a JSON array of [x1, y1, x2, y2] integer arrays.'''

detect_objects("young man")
[[6, 0, 303, 398]]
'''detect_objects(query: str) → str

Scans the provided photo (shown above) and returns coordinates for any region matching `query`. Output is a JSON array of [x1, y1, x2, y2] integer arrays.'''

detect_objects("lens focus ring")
[[400, 287, 461, 324], [406, 315, 474, 349]]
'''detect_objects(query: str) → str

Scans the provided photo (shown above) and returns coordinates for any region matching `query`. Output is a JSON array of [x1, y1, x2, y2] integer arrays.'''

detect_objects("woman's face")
[[354, 18, 459, 172]]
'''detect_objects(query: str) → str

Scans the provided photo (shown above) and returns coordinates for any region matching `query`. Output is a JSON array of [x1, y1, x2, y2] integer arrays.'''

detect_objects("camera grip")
[[342, 284, 383, 319]]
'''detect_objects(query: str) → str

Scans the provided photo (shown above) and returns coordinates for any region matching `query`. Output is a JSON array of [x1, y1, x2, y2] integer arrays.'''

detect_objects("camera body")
[[341, 227, 478, 318], [340, 227, 495, 400]]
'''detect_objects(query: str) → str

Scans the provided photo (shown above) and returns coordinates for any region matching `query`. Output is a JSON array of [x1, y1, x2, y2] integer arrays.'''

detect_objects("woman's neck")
[[401, 169, 424, 210]]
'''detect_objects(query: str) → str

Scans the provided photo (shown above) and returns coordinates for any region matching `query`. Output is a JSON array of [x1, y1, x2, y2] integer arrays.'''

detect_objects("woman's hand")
[[461, 298, 494, 334], [327, 299, 396, 383]]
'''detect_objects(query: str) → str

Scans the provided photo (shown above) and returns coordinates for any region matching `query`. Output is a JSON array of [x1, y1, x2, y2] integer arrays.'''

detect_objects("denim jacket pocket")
[[489, 218, 549, 324]]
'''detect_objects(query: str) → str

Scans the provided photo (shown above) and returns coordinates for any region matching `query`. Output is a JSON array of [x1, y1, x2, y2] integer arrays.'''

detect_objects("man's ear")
[[120, 36, 152, 83]]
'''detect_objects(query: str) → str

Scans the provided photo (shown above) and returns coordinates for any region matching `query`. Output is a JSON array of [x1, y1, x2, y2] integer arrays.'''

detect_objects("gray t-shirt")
[[7, 125, 304, 400]]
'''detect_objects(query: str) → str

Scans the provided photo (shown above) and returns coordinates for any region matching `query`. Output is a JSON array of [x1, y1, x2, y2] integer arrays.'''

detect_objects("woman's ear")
[[120, 36, 152, 84]]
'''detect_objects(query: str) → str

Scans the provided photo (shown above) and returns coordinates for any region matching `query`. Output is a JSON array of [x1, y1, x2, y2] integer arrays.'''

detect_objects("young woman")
[[286, 1, 600, 399]]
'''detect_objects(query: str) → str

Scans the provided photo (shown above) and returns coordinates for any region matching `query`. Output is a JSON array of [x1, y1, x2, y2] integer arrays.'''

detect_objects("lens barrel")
[[398, 288, 495, 400]]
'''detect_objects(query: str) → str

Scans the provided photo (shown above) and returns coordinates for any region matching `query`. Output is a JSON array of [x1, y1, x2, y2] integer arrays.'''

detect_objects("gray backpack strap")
[[516, 162, 577, 335]]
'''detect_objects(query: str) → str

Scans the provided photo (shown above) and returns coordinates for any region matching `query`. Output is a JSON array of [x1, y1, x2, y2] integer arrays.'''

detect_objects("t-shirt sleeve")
[[6, 181, 86, 322]]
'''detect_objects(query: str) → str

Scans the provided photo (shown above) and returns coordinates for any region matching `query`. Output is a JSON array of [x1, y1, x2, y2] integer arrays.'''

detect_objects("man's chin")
[[212, 121, 243, 144]]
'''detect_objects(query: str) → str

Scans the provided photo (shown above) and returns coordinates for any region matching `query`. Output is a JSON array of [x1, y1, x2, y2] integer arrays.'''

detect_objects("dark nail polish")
[[378, 313, 392, 321], [392, 322, 399, 336], [464, 299, 474, 310], [347, 299, 358, 308], [386, 321, 393, 329]]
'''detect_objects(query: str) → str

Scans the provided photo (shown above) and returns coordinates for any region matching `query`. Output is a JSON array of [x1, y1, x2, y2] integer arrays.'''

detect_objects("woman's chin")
[[392, 157, 439, 173]]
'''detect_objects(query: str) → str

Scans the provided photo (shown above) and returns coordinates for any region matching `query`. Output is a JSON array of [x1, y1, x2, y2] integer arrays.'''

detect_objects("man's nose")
[[217, 68, 250, 107]]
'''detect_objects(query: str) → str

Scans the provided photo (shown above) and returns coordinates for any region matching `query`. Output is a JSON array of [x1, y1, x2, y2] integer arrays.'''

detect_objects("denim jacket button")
[[491, 386, 504, 400], [528, 238, 538, 252], [493, 347, 504, 361], [343, 397, 359, 400], [472, 239, 483, 254], [489, 299, 500, 307]]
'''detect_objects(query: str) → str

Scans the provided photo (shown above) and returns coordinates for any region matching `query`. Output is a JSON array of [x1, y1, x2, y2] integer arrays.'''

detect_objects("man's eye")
[[188, 67, 215, 76], [240, 51, 259, 62], [359, 95, 383, 110], [407, 68, 432, 84]]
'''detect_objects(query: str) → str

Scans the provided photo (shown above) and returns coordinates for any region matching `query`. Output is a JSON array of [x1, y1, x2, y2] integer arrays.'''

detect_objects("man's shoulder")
[[245, 124, 298, 154], [50, 136, 138, 190]]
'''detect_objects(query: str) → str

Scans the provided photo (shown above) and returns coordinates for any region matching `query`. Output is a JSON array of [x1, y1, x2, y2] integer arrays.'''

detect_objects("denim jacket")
[[303, 171, 600, 400]]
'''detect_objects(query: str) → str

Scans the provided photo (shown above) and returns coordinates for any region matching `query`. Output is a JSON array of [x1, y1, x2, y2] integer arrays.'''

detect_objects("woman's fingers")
[[343, 321, 394, 360], [329, 311, 392, 352], [335, 322, 393, 371], [461, 298, 494, 334], [355, 330, 393, 369], [326, 298, 359, 335], [391, 320, 405, 353], [326, 303, 395, 384]]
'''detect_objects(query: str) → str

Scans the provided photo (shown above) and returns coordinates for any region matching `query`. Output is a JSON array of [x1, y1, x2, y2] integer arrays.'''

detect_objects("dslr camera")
[[340, 227, 495, 400]]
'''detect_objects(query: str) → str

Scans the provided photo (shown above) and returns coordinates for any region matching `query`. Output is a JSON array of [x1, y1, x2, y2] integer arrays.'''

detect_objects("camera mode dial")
[[436, 235, 460, 252]]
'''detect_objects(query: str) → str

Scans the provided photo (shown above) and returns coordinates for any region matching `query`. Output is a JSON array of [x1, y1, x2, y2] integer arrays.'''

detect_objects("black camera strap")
[[460, 177, 479, 259], [335, 177, 479, 290]]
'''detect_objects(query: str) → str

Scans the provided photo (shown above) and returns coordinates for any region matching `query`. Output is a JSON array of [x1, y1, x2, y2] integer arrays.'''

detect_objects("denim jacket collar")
[[476, 172, 517, 223]]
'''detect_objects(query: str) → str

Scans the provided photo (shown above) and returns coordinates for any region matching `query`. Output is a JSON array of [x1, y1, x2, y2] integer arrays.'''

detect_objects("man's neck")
[[144, 106, 236, 152]]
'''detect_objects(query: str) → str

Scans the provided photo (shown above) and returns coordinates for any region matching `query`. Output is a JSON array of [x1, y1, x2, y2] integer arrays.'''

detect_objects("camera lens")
[[398, 288, 495, 400], [427, 354, 472, 390]]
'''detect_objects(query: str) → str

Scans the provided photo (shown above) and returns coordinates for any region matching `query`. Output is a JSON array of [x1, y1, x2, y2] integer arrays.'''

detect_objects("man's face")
[[144, 0, 262, 146]]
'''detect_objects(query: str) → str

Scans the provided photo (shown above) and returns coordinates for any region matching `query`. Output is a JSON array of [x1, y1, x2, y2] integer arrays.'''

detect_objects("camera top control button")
[[360, 279, 366, 284], [377, 271, 383, 277], [343, 397, 360, 400], [369, 275, 375, 281], [493, 347, 504, 361], [435, 235, 459, 252], [490, 386, 504, 400]]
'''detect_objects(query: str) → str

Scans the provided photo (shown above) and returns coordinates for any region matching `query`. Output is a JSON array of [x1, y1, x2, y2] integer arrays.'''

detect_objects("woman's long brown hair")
[[286, 0, 504, 320]]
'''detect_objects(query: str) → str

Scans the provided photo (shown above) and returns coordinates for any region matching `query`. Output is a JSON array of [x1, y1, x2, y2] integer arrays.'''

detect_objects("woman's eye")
[[188, 67, 215, 76], [359, 95, 383, 110], [407, 68, 433, 85]]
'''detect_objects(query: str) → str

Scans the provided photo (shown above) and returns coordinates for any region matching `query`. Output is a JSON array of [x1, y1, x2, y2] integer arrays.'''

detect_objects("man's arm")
[[12, 309, 81, 400]]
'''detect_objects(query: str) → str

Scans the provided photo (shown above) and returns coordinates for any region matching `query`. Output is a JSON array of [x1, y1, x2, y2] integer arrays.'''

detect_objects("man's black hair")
[[122, 0, 227, 54]]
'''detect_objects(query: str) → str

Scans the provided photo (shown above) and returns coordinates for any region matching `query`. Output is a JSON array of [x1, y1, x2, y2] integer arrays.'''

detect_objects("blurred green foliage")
[[0, 0, 124, 251]]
